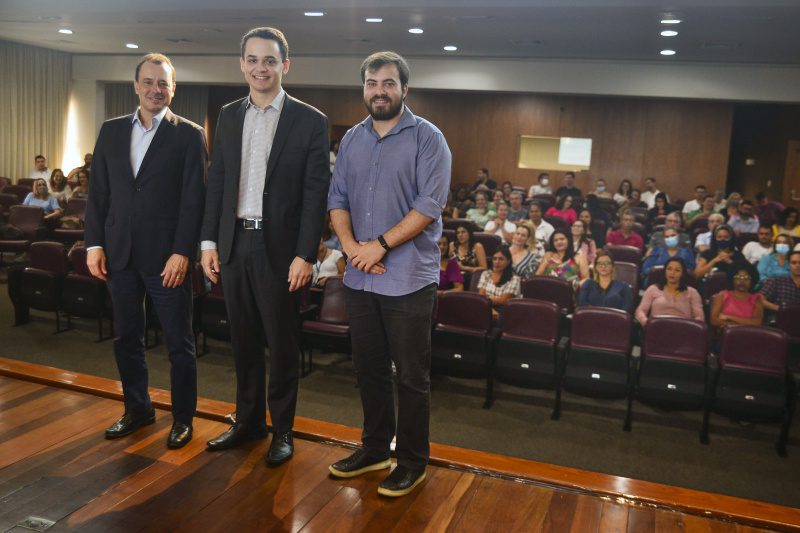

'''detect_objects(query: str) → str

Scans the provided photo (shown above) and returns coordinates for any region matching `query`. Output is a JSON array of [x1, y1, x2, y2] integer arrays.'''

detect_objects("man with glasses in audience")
[[728, 199, 760, 235]]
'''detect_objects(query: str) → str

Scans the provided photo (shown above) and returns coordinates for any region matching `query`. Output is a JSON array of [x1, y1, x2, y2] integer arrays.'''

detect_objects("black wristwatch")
[[297, 254, 315, 264], [378, 234, 391, 252]]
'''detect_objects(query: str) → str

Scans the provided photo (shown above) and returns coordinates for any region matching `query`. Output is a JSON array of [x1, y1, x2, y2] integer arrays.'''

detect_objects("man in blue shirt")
[[327, 51, 451, 497]]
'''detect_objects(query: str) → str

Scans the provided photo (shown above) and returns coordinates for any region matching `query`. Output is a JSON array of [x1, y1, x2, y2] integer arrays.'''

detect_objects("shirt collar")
[[360, 104, 417, 137], [132, 106, 169, 129], [246, 89, 286, 112]]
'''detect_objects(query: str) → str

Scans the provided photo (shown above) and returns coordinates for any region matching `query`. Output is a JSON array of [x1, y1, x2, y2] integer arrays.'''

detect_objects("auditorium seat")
[[2, 184, 30, 203], [444, 218, 479, 233], [532, 193, 555, 211], [472, 232, 502, 260], [612, 262, 639, 311], [491, 299, 563, 416], [60, 245, 111, 341], [467, 268, 485, 292], [442, 228, 455, 243], [776, 303, 800, 372], [635, 318, 709, 436], [20, 241, 70, 332], [700, 270, 730, 308], [702, 325, 793, 456], [543, 215, 567, 231], [432, 291, 496, 408], [559, 307, 633, 430], [0, 193, 18, 220], [736, 232, 758, 251], [16, 178, 36, 189], [0, 205, 45, 264], [52, 197, 87, 244], [0, 176, 10, 190], [605, 244, 641, 266], [521, 276, 574, 316], [688, 216, 710, 236], [301, 276, 350, 376]]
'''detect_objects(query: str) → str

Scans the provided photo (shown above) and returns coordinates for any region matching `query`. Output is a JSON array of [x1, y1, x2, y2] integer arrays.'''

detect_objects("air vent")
[[165, 38, 195, 44]]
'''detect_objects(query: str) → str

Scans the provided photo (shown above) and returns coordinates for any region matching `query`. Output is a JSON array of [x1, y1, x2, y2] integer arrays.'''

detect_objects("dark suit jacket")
[[201, 94, 330, 277], [85, 110, 208, 274]]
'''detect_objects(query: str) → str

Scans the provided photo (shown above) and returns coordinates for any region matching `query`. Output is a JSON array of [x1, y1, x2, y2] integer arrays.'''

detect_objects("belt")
[[239, 218, 264, 230]]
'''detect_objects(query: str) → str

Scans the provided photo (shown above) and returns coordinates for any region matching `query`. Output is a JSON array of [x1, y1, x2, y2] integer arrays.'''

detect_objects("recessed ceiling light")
[[660, 30, 678, 37], [126, 43, 139, 49], [443, 45, 457, 51], [304, 11, 324, 17], [365, 18, 383, 23], [660, 49, 676, 56], [58, 28, 73, 35], [661, 18, 681, 24], [408, 28, 423, 34]]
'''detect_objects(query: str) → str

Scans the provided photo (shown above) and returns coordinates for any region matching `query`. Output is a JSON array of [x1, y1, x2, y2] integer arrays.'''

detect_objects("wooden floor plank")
[[598, 500, 630, 533], [626, 505, 656, 533], [390, 468, 476, 532], [542, 491, 580, 532], [569, 493, 605, 533]]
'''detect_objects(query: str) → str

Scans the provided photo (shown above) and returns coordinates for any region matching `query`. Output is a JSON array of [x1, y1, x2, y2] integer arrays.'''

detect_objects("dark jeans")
[[345, 283, 436, 470], [107, 268, 197, 424]]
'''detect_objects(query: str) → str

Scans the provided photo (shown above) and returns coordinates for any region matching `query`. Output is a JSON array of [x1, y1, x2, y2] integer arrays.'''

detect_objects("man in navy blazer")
[[200, 27, 330, 465], [85, 53, 207, 449]]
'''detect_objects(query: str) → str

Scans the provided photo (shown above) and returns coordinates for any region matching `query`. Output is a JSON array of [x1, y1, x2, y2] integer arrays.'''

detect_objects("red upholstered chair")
[[491, 299, 563, 416], [301, 276, 350, 375], [60, 245, 111, 340], [560, 307, 634, 429], [53, 197, 88, 244], [467, 268, 486, 292], [521, 276, 574, 316], [688, 216, 710, 235], [0, 176, 10, 190], [613, 262, 640, 312], [0, 193, 18, 220], [605, 244, 641, 266], [596, 198, 618, 218], [630, 207, 649, 223], [532, 194, 555, 211], [2, 185, 30, 203], [432, 291, 496, 408], [17, 178, 36, 189], [703, 325, 793, 456], [20, 241, 70, 332], [635, 318, 709, 435], [700, 270, 730, 309], [472, 232, 502, 261], [736, 232, 758, 251], [0, 205, 45, 263]]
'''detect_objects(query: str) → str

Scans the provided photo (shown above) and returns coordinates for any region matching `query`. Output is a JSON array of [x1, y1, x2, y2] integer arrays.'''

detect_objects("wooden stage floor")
[[1, 358, 799, 532]]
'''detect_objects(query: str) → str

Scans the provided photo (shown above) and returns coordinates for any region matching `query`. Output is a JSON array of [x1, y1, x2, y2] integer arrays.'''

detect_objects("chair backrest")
[[29, 241, 69, 275], [0, 176, 10, 190], [543, 215, 567, 231], [444, 218, 479, 233], [631, 222, 647, 238], [596, 197, 618, 215], [590, 219, 606, 240], [318, 276, 348, 325], [521, 276, 574, 314], [8, 205, 44, 235], [736, 232, 758, 250], [643, 317, 707, 363], [533, 194, 555, 210], [688, 216, 710, 234], [631, 206, 649, 222], [17, 178, 36, 189], [472, 232, 502, 259], [502, 299, 560, 344], [68, 245, 91, 276], [776, 303, 800, 340], [442, 228, 455, 243], [719, 325, 787, 375], [436, 291, 493, 333], [4, 185, 31, 203], [605, 244, 641, 265], [468, 268, 486, 292], [701, 270, 730, 302], [570, 307, 632, 354], [0, 193, 18, 211], [613, 261, 640, 297], [63, 197, 88, 218]]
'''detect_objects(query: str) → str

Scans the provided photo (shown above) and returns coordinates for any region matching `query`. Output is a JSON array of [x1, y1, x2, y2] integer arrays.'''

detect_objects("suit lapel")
[[135, 110, 175, 181], [264, 96, 297, 187]]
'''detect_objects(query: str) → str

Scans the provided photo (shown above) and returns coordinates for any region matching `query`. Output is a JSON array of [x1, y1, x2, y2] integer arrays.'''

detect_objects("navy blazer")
[[85, 110, 208, 274]]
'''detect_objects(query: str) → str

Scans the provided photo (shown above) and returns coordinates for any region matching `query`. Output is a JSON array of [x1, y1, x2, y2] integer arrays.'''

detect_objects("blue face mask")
[[664, 236, 679, 248], [716, 239, 732, 250], [776, 243, 790, 255]]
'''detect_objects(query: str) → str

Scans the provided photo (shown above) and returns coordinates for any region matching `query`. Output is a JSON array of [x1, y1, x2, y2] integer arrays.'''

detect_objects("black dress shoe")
[[167, 422, 193, 449], [329, 447, 391, 478], [105, 409, 156, 439], [206, 423, 269, 451], [377, 466, 426, 497], [266, 432, 293, 466]]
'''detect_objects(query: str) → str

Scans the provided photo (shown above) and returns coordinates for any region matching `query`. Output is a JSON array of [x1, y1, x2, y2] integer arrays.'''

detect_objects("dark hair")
[[549, 229, 576, 261], [502, 180, 513, 189], [555, 194, 574, 210], [135, 53, 176, 84], [360, 51, 410, 86], [758, 223, 773, 232], [240, 27, 289, 60], [34, 154, 45, 161], [778, 207, 798, 228], [729, 264, 759, 292], [695, 184, 707, 191], [789, 250, 800, 263], [492, 245, 515, 286], [572, 218, 591, 246], [703, 194, 715, 201], [49, 168, 66, 192], [456, 224, 476, 249], [583, 194, 600, 214], [537, 172, 549, 182], [755, 192, 767, 202], [564, 171, 575, 179], [617, 179, 633, 197], [708, 224, 737, 255], [657, 257, 688, 292], [481, 167, 489, 176], [740, 199, 754, 208]]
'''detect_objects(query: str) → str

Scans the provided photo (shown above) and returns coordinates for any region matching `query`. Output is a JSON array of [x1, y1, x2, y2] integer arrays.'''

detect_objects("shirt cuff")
[[85, 246, 103, 251], [411, 196, 444, 220], [327, 196, 350, 212], [201, 240, 217, 251]]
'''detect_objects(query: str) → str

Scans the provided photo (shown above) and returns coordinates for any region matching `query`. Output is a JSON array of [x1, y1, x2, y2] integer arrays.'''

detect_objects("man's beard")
[[365, 95, 403, 121]]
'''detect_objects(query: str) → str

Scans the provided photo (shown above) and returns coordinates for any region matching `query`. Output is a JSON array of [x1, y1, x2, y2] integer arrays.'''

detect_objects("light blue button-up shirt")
[[327, 106, 451, 296]]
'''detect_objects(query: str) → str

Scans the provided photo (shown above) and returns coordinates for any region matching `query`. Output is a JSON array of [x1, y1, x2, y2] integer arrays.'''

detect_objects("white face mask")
[[596, 185, 605, 192], [541, 179, 549, 186]]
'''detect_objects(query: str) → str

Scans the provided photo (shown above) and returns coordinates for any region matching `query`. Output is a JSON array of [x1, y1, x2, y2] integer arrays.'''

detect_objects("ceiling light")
[[408, 28, 423, 34], [660, 49, 676, 56], [365, 18, 383, 23], [304, 11, 324, 17], [58, 28, 73, 35], [661, 18, 681, 24], [660, 30, 678, 37], [126, 43, 139, 49], [443, 45, 457, 51]]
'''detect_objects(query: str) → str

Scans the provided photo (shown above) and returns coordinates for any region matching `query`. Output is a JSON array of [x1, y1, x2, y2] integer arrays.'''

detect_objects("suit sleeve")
[[172, 124, 208, 258], [84, 122, 111, 249], [295, 111, 331, 259], [200, 109, 227, 244]]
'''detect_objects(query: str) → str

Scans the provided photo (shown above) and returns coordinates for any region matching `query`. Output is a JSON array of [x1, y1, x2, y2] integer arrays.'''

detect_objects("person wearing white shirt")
[[484, 202, 516, 243], [640, 177, 668, 209], [681, 184, 707, 221], [742, 225, 775, 265], [28, 155, 50, 186], [527, 172, 552, 198], [527, 202, 554, 250]]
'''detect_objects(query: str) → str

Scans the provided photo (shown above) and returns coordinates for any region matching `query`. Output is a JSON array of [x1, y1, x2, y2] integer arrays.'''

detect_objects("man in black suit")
[[85, 53, 207, 448], [200, 27, 330, 465]]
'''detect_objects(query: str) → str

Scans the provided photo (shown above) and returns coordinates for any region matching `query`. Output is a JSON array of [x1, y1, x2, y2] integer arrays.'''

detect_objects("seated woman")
[[577, 249, 633, 312], [70, 170, 90, 200], [582, 195, 611, 247], [635, 257, 704, 326], [646, 192, 672, 225], [772, 207, 800, 239], [49, 168, 72, 207], [694, 224, 748, 280], [478, 245, 522, 317], [613, 179, 633, 206], [641, 227, 695, 286], [23, 178, 62, 225], [756, 234, 792, 288], [312, 238, 345, 288], [465, 192, 492, 230], [570, 219, 597, 267], [509, 224, 541, 279], [535, 229, 590, 286], [710, 265, 763, 331], [616, 189, 646, 219], [438, 235, 464, 293], [488, 189, 506, 212], [483, 202, 516, 244], [546, 194, 578, 226], [450, 224, 487, 274]]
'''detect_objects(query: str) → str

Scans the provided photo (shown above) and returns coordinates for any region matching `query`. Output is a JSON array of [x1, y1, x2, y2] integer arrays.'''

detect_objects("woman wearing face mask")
[[641, 227, 695, 286], [756, 234, 792, 287], [528, 172, 552, 198], [23, 178, 63, 223], [694, 224, 748, 279]]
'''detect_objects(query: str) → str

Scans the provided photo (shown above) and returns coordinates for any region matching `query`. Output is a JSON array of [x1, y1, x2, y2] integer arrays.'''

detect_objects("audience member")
[[528, 172, 551, 198], [640, 177, 667, 209], [23, 178, 62, 223], [465, 191, 492, 229], [694, 213, 725, 254], [312, 238, 345, 288], [321, 214, 342, 251], [754, 192, 784, 228], [712, 190, 727, 212], [606, 210, 644, 252], [470, 167, 496, 192], [742, 224, 774, 265], [28, 154, 50, 183], [646, 212, 690, 255], [571, 219, 597, 267], [49, 168, 72, 206], [757, 234, 792, 287], [773, 207, 800, 239], [582, 194, 611, 245], [535, 229, 589, 286], [488, 189, 505, 211], [759, 250, 800, 312], [617, 189, 646, 218], [589, 178, 613, 199], [67, 152, 93, 184], [635, 257, 703, 326], [694, 224, 748, 280], [646, 191, 672, 224], [614, 179, 633, 206], [71, 170, 90, 200], [554, 171, 582, 202], [501, 181, 513, 201], [719, 192, 741, 222], [727, 199, 759, 235], [478, 246, 522, 317], [484, 202, 516, 244], [507, 191, 527, 222], [642, 227, 696, 286], [546, 194, 578, 226], [686, 194, 716, 223], [528, 202, 554, 250], [710, 265, 763, 331], [681, 184, 707, 223], [437, 235, 464, 293], [509, 224, 540, 278], [450, 224, 487, 273], [577, 249, 633, 312], [328, 140, 339, 174], [452, 187, 473, 217]]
